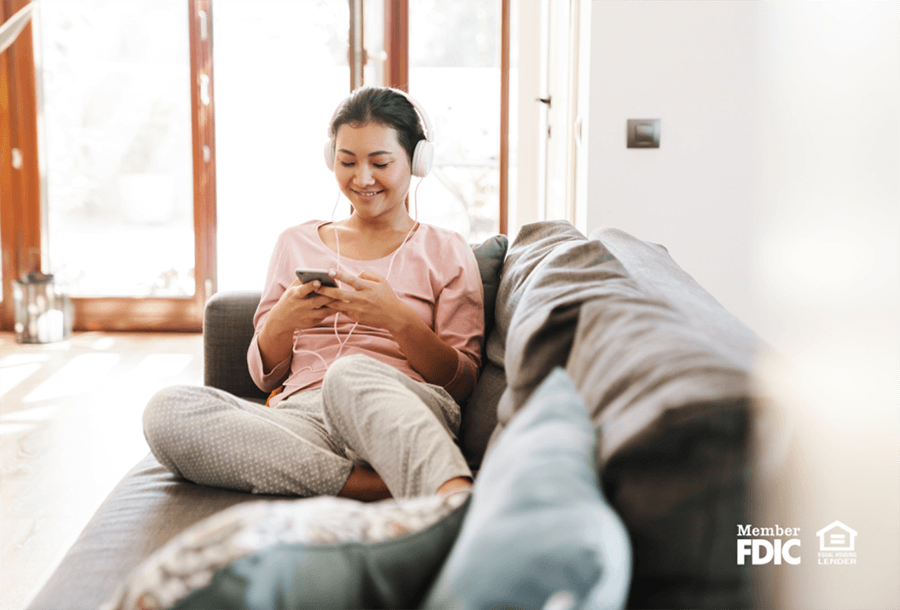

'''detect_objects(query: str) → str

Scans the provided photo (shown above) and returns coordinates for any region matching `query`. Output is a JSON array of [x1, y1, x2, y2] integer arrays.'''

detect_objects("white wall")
[[586, 1, 761, 330], [586, 3, 899, 608]]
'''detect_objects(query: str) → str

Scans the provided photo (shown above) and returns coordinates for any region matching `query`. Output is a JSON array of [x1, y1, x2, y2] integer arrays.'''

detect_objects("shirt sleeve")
[[247, 231, 293, 393], [433, 233, 485, 402]]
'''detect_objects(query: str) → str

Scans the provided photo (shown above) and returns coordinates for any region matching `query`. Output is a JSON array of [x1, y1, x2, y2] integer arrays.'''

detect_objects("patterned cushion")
[[106, 491, 469, 610]]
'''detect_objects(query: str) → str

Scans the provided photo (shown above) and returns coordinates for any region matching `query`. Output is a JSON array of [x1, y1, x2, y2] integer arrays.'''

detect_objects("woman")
[[143, 87, 484, 501]]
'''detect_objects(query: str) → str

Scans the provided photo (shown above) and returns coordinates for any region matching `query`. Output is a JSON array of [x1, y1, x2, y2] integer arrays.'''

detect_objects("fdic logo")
[[737, 524, 801, 565]]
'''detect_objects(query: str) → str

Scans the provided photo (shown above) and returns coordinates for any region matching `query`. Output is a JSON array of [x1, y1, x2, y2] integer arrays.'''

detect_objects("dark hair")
[[329, 87, 426, 164]]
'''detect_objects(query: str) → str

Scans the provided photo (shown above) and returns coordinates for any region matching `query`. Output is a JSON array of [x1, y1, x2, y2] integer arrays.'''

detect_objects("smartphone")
[[295, 268, 338, 294]]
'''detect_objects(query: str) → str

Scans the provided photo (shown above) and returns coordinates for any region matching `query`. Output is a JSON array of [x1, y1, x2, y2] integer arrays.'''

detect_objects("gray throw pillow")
[[469, 234, 508, 340], [423, 368, 632, 610]]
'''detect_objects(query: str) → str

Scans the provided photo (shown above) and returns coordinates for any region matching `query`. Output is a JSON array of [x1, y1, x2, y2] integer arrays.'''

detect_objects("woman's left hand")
[[321, 269, 463, 395], [318, 270, 410, 332]]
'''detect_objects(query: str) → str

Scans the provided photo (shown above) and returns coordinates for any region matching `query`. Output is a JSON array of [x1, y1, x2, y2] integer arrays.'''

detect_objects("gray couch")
[[27, 220, 758, 610]]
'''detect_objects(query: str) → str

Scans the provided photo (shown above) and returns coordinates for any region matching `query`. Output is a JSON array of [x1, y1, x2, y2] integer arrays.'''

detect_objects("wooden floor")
[[0, 331, 204, 610]]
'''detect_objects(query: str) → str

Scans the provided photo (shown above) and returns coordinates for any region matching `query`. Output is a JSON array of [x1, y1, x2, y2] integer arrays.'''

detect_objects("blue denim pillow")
[[423, 368, 632, 610]]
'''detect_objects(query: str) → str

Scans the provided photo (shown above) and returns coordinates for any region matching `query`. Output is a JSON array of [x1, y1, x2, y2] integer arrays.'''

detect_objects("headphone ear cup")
[[324, 140, 335, 172], [411, 141, 434, 178]]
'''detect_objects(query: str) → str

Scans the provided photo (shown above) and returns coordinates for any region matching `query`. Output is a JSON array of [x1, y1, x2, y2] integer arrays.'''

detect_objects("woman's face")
[[333, 122, 412, 222]]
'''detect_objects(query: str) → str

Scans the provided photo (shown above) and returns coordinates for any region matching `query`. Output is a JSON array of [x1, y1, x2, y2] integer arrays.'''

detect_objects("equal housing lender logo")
[[816, 520, 857, 565], [736, 520, 858, 566]]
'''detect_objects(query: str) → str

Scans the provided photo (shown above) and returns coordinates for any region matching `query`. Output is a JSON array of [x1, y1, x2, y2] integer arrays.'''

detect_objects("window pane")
[[214, 0, 353, 292], [36, 0, 195, 297], [409, 0, 501, 243], [363, 0, 385, 87]]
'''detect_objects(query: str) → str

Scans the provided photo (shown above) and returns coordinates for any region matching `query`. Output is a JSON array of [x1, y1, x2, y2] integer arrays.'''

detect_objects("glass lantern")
[[13, 272, 74, 344]]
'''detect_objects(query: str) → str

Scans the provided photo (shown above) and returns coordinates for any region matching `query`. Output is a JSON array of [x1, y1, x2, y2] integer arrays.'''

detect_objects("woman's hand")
[[257, 278, 336, 373], [317, 270, 410, 333], [268, 278, 336, 332]]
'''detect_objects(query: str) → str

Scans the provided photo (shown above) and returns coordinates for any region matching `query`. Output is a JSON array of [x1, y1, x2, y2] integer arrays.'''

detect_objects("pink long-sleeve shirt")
[[248, 220, 484, 407]]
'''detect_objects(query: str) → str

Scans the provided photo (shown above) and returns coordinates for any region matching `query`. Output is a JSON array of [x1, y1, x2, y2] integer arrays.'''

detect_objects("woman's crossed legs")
[[142, 354, 471, 499]]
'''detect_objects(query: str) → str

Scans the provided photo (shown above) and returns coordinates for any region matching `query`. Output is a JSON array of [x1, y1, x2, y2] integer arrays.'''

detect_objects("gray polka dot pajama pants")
[[142, 354, 472, 498]]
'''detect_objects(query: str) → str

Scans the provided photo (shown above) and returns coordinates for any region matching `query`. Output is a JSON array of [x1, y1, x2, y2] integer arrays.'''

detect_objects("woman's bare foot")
[[436, 476, 472, 496], [337, 465, 392, 501]]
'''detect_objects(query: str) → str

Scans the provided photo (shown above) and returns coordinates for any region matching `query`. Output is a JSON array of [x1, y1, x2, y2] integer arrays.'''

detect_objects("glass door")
[[38, 0, 195, 298], [9, 0, 216, 330]]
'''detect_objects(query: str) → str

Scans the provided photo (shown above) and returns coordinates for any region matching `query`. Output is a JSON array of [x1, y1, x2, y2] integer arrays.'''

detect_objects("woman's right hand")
[[268, 278, 336, 332], [257, 279, 335, 373]]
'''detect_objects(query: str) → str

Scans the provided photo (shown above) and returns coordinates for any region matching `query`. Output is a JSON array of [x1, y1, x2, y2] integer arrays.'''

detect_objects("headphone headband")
[[324, 87, 435, 178]]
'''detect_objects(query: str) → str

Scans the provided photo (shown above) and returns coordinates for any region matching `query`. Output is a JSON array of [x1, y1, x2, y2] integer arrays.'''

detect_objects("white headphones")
[[323, 87, 436, 178]]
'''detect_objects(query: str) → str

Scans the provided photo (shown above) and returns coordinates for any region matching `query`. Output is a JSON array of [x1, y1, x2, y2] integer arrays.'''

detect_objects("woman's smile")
[[351, 187, 385, 199]]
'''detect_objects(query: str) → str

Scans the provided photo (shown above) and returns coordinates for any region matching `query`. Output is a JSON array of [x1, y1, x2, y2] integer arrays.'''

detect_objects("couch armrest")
[[203, 290, 268, 401]]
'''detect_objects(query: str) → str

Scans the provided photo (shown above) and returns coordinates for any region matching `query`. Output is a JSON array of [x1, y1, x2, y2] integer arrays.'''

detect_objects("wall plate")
[[627, 119, 660, 148]]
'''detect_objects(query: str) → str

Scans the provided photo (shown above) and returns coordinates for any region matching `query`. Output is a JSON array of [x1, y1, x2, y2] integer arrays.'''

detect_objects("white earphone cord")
[[293, 181, 421, 374]]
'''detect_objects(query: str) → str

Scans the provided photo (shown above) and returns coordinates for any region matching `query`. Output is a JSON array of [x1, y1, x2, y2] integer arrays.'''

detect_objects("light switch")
[[627, 119, 660, 148]]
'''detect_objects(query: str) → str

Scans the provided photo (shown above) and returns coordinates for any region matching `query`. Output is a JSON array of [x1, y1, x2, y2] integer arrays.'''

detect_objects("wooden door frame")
[[500, 0, 510, 236], [1, 0, 41, 331], [383, 0, 408, 91]]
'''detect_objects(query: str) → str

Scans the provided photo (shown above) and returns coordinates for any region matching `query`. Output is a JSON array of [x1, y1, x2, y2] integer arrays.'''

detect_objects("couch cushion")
[[111, 491, 470, 610], [463, 221, 596, 471], [423, 368, 632, 610]]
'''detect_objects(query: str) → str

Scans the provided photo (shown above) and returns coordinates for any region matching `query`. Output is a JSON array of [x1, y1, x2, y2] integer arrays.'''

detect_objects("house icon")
[[817, 521, 857, 552]]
